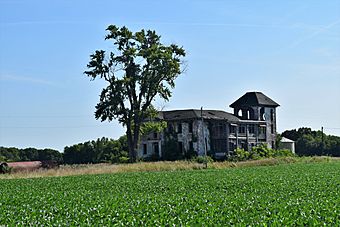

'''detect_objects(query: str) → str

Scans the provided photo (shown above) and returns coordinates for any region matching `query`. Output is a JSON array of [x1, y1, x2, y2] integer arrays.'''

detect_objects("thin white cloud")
[[0, 20, 88, 27], [313, 48, 336, 58], [128, 21, 303, 30], [1, 19, 329, 33], [275, 5, 308, 25], [0, 74, 55, 86], [1, 20, 278, 28], [287, 18, 340, 49], [269, 18, 340, 56]]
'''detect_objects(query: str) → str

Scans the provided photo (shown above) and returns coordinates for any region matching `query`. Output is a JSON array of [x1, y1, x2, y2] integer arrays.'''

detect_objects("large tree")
[[85, 25, 185, 162]]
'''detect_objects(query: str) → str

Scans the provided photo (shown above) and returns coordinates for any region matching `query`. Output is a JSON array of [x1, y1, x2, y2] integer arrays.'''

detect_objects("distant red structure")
[[1, 160, 59, 173], [7, 161, 42, 172]]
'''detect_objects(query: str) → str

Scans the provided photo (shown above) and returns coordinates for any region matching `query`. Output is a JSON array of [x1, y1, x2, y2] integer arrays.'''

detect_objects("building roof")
[[230, 92, 279, 108], [160, 109, 240, 122], [281, 137, 295, 143]]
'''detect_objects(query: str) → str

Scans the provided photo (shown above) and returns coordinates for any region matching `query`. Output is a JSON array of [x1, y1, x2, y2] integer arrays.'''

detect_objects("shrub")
[[232, 148, 250, 161], [191, 156, 214, 164], [0, 163, 10, 174], [229, 144, 295, 161], [184, 148, 197, 160], [273, 149, 294, 157], [141, 153, 160, 162], [118, 157, 130, 164], [251, 144, 273, 158], [109, 151, 129, 164], [0, 155, 6, 162]]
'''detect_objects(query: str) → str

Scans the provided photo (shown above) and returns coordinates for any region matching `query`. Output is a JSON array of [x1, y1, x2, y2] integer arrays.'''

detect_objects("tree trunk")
[[125, 113, 143, 163], [126, 128, 140, 163], [126, 123, 136, 163], [132, 124, 140, 163], [128, 141, 136, 163]]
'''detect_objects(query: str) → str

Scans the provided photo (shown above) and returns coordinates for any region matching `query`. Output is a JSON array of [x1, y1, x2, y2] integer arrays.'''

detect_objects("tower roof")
[[230, 92, 279, 108], [159, 109, 240, 122]]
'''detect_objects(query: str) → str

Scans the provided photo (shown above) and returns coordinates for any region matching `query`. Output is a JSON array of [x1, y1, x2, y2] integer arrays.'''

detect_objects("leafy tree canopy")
[[0, 147, 62, 163], [63, 136, 128, 164], [85, 25, 185, 162]]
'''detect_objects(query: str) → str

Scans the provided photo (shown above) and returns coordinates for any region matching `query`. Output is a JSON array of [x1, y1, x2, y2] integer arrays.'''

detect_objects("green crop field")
[[1, 162, 340, 225]]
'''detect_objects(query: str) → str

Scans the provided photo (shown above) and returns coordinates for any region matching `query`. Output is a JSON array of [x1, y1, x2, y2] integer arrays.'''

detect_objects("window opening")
[[143, 144, 147, 155], [178, 123, 182, 133], [189, 122, 193, 133]]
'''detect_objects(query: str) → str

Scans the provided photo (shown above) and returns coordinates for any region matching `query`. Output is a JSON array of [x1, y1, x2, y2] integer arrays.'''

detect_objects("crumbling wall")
[[177, 122, 191, 151], [194, 120, 210, 156], [263, 107, 277, 149]]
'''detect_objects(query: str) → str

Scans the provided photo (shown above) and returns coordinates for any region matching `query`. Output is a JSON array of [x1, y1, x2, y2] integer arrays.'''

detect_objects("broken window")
[[238, 125, 246, 134], [218, 123, 224, 135], [205, 138, 208, 152], [211, 139, 227, 152], [249, 125, 255, 134], [241, 141, 248, 150], [229, 142, 235, 151], [260, 107, 266, 120], [153, 142, 159, 154], [168, 123, 174, 133], [211, 123, 226, 138], [178, 142, 183, 154], [259, 125, 266, 135], [143, 144, 147, 155], [177, 123, 182, 133], [189, 122, 193, 133], [189, 141, 194, 151], [229, 124, 236, 134], [270, 109, 274, 121]]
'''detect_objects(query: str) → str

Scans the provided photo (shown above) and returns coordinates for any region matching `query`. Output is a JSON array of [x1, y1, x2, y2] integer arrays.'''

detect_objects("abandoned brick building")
[[138, 92, 279, 159]]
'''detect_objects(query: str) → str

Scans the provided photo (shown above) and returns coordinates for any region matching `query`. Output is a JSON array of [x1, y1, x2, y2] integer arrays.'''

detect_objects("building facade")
[[138, 92, 279, 159]]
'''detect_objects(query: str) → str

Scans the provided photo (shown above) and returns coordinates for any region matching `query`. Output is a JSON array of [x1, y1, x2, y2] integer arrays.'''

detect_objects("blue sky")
[[1, 0, 339, 151]]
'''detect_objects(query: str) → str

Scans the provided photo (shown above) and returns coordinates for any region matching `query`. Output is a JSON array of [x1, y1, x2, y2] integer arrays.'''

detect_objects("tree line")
[[0, 136, 128, 164], [281, 127, 340, 156], [0, 147, 62, 163], [1, 128, 339, 164], [63, 136, 128, 164]]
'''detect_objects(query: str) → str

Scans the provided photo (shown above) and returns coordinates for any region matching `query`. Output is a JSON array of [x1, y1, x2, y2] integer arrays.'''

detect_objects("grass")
[[1, 161, 340, 225], [0, 156, 338, 179]]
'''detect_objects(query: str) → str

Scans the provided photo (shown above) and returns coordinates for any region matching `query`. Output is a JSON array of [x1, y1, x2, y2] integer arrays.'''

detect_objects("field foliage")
[[1, 162, 340, 225]]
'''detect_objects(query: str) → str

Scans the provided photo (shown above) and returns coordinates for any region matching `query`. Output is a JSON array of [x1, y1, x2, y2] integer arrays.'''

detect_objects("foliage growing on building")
[[162, 138, 183, 161]]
